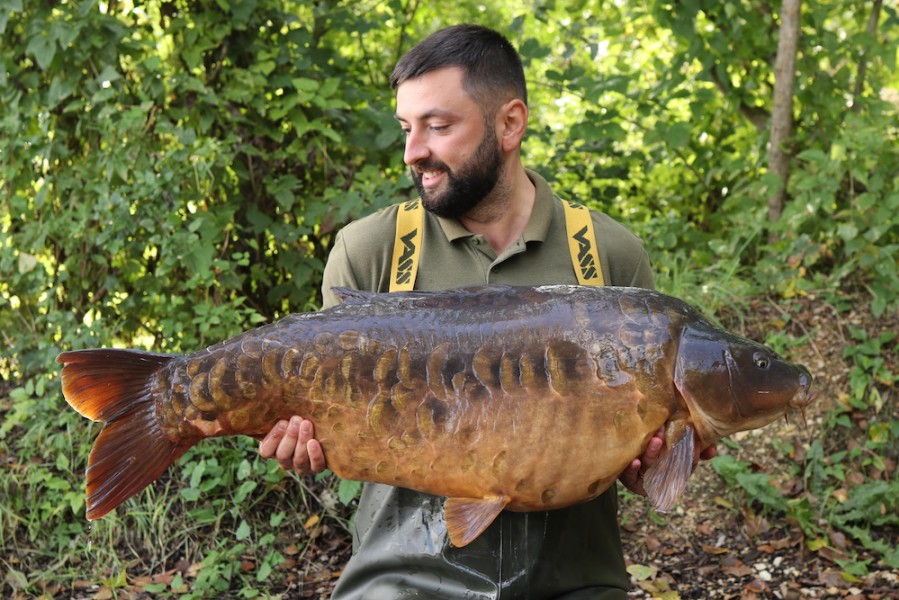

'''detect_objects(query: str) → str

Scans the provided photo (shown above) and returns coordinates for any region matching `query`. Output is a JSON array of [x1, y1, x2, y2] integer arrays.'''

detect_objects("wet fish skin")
[[58, 284, 813, 547]]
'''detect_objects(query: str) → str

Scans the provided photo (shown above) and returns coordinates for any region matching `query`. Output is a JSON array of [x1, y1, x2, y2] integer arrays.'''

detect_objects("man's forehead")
[[394, 68, 477, 121]]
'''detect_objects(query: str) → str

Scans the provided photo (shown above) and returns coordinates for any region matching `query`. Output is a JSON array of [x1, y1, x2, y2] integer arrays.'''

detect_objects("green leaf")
[[4, 569, 27, 591], [180, 487, 201, 502], [627, 564, 658, 581], [0, 0, 23, 36], [185, 243, 215, 276], [663, 121, 692, 148], [337, 478, 362, 505], [837, 223, 858, 241], [237, 459, 253, 480], [233, 480, 258, 503], [55, 454, 70, 471], [292, 77, 319, 93], [26, 31, 56, 70], [235, 520, 251, 541], [17, 252, 38, 274]]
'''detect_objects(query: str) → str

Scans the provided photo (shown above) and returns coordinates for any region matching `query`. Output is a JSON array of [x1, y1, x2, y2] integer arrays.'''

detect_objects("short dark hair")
[[390, 24, 528, 112]]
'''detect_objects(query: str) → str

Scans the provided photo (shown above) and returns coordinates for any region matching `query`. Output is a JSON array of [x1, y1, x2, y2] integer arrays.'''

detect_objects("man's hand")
[[618, 427, 717, 496], [258, 416, 326, 475]]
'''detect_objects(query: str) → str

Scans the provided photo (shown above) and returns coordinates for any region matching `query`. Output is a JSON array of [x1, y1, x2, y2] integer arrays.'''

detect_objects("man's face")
[[395, 67, 503, 219]]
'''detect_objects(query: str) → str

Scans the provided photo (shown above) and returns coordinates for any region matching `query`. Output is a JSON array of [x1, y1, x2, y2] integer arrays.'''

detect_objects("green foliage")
[[712, 317, 898, 573], [1, 0, 897, 595]]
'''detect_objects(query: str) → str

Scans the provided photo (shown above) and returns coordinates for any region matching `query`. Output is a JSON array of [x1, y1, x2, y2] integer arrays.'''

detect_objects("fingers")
[[700, 444, 717, 461], [307, 438, 326, 474], [641, 428, 665, 466], [619, 457, 646, 496], [258, 419, 288, 459], [619, 428, 664, 496], [258, 416, 325, 475]]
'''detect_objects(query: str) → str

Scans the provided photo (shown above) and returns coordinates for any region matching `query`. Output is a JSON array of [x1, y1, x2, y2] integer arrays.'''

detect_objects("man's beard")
[[411, 127, 503, 219]]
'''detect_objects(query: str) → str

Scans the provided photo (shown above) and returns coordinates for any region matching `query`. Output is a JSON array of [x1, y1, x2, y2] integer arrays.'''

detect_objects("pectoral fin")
[[643, 421, 696, 513], [444, 495, 510, 548]]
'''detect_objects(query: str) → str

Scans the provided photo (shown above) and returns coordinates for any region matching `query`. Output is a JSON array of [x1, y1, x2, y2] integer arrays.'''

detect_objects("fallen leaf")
[[818, 569, 849, 587], [714, 496, 735, 509], [744, 578, 770, 594], [818, 545, 848, 563], [147, 570, 177, 585], [701, 544, 730, 555], [643, 536, 663, 552], [829, 530, 848, 550], [284, 543, 301, 556], [304, 514, 321, 530], [627, 564, 658, 581], [724, 565, 755, 578], [695, 522, 713, 536], [832, 488, 849, 502], [92, 588, 114, 600]]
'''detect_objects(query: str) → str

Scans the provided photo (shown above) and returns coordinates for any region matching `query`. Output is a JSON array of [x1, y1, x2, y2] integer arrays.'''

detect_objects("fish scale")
[[57, 284, 813, 548]]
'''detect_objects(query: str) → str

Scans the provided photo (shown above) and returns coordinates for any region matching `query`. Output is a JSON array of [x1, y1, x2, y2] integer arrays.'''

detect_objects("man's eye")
[[430, 125, 449, 132]]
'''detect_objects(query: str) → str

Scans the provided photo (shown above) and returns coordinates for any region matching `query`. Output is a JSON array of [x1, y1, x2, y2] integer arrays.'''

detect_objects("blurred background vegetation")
[[1, 0, 896, 597]]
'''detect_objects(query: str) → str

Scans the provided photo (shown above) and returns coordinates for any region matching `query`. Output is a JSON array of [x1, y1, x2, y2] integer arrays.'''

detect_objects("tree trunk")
[[853, 0, 883, 110], [766, 0, 801, 241]]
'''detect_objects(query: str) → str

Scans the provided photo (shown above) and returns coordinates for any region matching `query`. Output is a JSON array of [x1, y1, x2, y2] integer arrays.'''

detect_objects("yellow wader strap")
[[389, 198, 604, 291], [562, 200, 605, 286], [389, 199, 424, 292]]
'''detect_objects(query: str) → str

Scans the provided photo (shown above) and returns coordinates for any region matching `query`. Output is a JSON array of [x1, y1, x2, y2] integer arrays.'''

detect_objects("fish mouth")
[[790, 369, 815, 409], [789, 368, 816, 426]]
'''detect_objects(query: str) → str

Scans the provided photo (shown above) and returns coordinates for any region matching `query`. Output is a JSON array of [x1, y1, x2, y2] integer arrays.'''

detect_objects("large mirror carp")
[[58, 284, 813, 547]]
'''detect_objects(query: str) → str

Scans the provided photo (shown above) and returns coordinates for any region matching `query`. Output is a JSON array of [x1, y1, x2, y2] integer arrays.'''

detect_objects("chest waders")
[[331, 200, 630, 600]]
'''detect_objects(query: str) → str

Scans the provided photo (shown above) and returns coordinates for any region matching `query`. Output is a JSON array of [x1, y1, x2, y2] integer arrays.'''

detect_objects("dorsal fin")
[[331, 287, 377, 304]]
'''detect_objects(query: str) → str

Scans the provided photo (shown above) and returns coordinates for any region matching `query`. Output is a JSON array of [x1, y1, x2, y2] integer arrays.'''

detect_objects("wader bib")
[[330, 199, 629, 600]]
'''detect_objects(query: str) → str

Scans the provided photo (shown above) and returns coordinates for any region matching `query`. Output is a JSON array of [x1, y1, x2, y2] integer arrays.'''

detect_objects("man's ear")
[[497, 98, 528, 152]]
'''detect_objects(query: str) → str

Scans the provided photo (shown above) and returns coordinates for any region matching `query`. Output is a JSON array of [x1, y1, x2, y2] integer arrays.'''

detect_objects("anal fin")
[[444, 495, 510, 548]]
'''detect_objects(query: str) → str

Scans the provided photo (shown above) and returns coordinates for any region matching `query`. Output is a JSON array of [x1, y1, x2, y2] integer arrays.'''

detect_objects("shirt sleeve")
[[320, 229, 360, 309], [628, 247, 655, 289], [593, 211, 655, 290]]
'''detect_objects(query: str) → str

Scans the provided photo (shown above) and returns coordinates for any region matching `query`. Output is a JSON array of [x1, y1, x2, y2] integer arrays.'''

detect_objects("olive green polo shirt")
[[321, 169, 653, 308]]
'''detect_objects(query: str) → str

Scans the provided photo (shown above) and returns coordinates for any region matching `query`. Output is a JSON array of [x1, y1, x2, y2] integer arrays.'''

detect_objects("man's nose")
[[403, 129, 429, 166]]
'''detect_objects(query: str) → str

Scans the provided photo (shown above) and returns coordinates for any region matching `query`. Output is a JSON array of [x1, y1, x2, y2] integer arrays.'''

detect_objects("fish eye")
[[753, 352, 770, 369]]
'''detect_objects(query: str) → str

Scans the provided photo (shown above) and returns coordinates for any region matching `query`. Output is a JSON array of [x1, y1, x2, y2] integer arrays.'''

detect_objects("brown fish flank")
[[58, 285, 813, 547]]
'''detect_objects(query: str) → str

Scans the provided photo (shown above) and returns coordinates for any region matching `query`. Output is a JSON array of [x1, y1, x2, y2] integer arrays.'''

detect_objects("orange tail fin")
[[57, 349, 193, 520]]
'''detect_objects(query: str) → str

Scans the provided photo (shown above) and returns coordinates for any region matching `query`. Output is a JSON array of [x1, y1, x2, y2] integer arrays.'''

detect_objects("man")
[[260, 24, 713, 599]]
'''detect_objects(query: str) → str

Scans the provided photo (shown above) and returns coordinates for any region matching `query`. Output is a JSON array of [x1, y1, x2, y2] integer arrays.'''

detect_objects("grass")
[[0, 399, 353, 598]]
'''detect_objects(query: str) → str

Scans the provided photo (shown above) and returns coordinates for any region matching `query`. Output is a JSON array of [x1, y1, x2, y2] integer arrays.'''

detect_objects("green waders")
[[328, 483, 631, 599]]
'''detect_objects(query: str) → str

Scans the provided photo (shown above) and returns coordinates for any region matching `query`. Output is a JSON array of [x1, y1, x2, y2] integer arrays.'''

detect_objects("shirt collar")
[[434, 169, 555, 243]]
